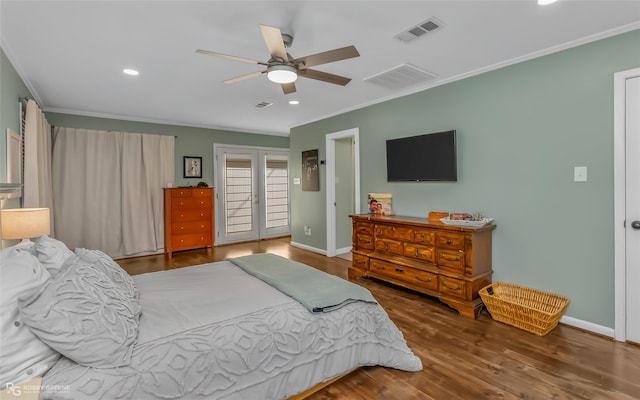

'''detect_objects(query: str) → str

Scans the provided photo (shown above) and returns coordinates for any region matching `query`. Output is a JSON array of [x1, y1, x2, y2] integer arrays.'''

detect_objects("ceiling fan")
[[196, 25, 360, 94]]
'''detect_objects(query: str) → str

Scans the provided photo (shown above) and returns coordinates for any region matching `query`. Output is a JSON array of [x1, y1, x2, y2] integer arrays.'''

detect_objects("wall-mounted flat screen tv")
[[386, 130, 457, 182]]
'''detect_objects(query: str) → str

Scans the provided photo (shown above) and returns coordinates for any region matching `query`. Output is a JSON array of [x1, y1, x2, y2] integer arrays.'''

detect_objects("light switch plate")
[[574, 166, 587, 182]]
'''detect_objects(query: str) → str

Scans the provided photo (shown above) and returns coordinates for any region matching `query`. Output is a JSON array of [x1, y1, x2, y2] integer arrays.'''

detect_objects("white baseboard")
[[560, 315, 615, 338], [335, 246, 351, 256], [289, 241, 327, 255]]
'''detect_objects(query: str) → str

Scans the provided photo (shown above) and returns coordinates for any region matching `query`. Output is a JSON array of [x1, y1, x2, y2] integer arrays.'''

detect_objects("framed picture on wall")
[[302, 149, 319, 191], [4, 128, 22, 198], [183, 156, 202, 178]]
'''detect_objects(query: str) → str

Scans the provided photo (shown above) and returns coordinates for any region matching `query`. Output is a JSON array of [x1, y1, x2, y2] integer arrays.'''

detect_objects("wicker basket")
[[479, 282, 570, 336]]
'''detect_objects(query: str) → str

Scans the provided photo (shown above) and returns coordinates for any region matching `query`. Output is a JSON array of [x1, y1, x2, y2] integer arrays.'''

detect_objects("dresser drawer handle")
[[416, 275, 432, 283], [446, 239, 452, 244], [355, 259, 366, 265], [442, 281, 462, 291], [395, 268, 404, 273], [415, 249, 419, 257], [421, 234, 425, 241], [374, 265, 385, 270], [384, 243, 389, 251], [441, 253, 460, 262], [359, 238, 370, 243]]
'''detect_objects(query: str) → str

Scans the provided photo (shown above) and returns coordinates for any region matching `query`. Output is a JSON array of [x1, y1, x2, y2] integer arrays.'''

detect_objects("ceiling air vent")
[[394, 17, 444, 43], [364, 64, 437, 90], [255, 101, 273, 108]]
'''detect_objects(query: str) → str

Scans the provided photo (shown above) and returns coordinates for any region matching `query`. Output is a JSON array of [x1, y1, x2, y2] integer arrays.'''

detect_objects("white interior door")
[[625, 76, 640, 343], [214, 145, 290, 245], [326, 128, 360, 257]]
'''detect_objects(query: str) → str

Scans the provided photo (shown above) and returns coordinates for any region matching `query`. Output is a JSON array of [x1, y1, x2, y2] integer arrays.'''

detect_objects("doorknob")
[[632, 221, 640, 230]]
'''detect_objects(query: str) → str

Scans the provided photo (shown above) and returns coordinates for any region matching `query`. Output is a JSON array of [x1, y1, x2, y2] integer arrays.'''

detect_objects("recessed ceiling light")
[[538, 0, 558, 5], [288, 100, 300, 105], [123, 69, 139, 76]]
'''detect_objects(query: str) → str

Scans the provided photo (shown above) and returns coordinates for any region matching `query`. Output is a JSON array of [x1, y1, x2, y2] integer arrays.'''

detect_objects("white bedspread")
[[40, 260, 422, 399]]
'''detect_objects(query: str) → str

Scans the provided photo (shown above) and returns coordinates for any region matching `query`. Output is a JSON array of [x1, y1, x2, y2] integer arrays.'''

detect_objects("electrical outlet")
[[304, 226, 311, 236]]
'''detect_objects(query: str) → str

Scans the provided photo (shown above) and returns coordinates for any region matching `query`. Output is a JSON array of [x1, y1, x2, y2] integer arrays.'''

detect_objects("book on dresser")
[[164, 187, 215, 259], [350, 214, 496, 319]]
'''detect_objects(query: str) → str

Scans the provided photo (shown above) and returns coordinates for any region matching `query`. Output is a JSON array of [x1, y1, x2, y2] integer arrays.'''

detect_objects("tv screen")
[[386, 130, 457, 182]]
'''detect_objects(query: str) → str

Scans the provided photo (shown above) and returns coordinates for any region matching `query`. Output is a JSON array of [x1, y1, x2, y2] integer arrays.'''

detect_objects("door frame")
[[326, 127, 360, 257], [613, 67, 640, 342]]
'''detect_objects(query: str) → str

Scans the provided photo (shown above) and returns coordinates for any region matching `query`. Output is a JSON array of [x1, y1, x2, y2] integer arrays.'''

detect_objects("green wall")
[[290, 29, 640, 328], [45, 113, 289, 187]]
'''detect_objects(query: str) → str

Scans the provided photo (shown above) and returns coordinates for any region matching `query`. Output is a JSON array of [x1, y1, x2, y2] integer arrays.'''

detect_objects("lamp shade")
[[1, 208, 51, 242]]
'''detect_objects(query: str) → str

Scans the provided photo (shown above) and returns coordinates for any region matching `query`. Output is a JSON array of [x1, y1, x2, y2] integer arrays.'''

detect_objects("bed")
[[1, 236, 422, 400]]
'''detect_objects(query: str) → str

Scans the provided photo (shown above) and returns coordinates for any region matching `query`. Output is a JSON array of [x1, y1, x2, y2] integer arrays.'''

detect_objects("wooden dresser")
[[164, 187, 214, 259], [350, 214, 496, 318]]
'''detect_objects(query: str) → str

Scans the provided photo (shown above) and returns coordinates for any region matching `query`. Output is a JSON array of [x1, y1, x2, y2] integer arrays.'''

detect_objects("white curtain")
[[52, 127, 174, 258], [23, 100, 55, 235]]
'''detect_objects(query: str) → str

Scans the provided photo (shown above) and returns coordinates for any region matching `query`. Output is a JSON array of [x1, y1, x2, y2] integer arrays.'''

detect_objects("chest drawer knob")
[[447, 239, 452, 244]]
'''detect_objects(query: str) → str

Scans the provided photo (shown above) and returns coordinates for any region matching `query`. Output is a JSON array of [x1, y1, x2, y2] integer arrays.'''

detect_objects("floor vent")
[[255, 101, 273, 108], [364, 64, 437, 90], [394, 17, 444, 43]]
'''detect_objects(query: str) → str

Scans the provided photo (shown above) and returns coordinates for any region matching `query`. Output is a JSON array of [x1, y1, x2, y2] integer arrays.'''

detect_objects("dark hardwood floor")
[[117, 237, 640, 400]]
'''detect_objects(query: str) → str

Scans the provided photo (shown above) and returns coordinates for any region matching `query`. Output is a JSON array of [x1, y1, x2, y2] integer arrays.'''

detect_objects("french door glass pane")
[[225, 156, 252, 234], [265, 158, 289, 229]]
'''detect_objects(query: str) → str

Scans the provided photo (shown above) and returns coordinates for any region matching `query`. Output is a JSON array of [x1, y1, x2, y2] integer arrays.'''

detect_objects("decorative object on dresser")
[[350, 214, 496, 318], [163, 187, 214, 259]]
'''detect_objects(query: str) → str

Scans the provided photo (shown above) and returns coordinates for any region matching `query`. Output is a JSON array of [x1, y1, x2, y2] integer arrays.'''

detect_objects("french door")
[[214, 145, 290, 245]]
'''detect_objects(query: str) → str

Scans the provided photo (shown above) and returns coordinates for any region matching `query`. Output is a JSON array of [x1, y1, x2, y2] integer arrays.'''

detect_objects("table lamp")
[[0, 208, 51, 246]]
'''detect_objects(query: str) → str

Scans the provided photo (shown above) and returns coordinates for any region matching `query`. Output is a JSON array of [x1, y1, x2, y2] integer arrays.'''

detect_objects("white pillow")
[[29, 235, 74, 275], [18, 255, 141, 368], [0, 246, 60, 386]]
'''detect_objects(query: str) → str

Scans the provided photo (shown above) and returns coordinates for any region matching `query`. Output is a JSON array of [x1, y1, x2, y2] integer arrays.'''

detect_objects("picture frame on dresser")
[[183, 156, 202, 178]]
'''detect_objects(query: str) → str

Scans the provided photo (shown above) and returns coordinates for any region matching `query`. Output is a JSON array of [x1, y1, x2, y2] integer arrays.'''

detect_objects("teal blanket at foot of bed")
[[227, 253, 377, 312]]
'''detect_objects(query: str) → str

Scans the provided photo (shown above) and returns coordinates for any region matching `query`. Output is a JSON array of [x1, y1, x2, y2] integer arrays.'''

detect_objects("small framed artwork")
[[302, 149, 319, 191], [5, 128, 22, 198], [183, 156, 202, 178]]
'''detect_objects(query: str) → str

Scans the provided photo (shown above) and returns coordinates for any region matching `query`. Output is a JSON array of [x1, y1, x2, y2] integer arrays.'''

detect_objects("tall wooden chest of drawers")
[[350, 214, 496, 319], [164, 187, 214, 259]]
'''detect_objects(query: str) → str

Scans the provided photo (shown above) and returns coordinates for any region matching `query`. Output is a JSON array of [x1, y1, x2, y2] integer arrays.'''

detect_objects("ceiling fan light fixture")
[[267, 65, 297, 83]]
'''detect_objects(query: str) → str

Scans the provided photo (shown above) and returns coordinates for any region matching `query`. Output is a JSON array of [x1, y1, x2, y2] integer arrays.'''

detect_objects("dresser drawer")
[[172, 197, 212, 210], [172, 233, 212, 250], [172, 208, 212, 222], [412, 229, 435, 245], [354, 222, 373, 236], [355, 233, 374, 250], [375, 238, 403, 256], [436, 232, 465, 250], [404, 243, 435, 263], [171, 188, 193, 198], [352, 253, 369, 270], [370, 259, 438, 291], [171, 220, 211, 235], [374, 224, 393, 238], [437, 249, 465, 272], [192, 188, 212, 198], [438, 275, 468, 300], [392, 226, 414, 241]]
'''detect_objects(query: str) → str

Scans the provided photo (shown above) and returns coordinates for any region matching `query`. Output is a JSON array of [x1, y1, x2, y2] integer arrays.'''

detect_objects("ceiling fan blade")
[[260, 25, 289, 62], [196, 49, 266, 66], [298, 69, 352, 86], [281, 82, 296, 94], [223, 70, 266, 84], [293, 46, 360, 69]]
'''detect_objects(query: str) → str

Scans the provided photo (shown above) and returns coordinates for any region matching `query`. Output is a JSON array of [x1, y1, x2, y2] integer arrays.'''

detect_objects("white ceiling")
[[2, 1, 639, 136]]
